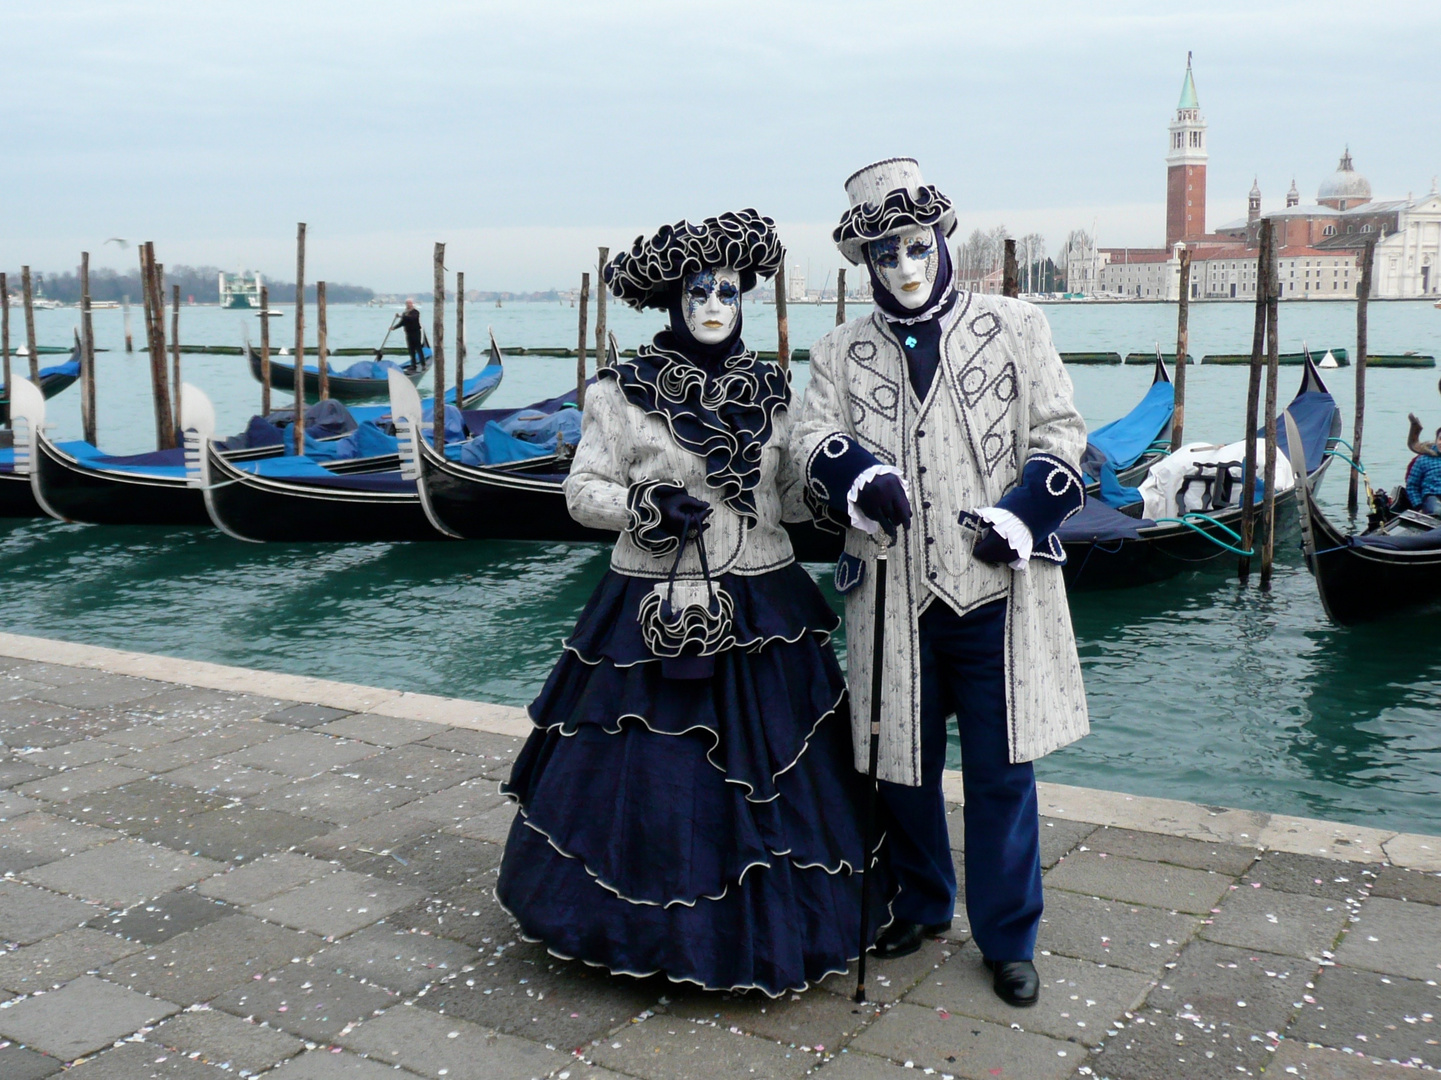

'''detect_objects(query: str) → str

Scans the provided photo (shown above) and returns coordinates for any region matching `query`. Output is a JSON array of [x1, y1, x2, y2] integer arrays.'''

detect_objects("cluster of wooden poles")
[[2, 265, 100, 443]]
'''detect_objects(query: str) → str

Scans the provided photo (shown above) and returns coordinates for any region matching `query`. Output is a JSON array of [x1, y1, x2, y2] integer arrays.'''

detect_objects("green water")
[[4, 300, 1441, 835]]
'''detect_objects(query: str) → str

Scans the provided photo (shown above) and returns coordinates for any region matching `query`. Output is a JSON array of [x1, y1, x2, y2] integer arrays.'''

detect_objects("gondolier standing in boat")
[[395, 299, 425, 369], [793, 159, 1090, 1008], [495, 210, 890, 995]]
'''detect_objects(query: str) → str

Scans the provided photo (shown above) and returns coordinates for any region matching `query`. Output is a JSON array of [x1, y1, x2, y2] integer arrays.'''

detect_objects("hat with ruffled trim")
[[605, 209, 785, 311], [833, 157, 956, 266]]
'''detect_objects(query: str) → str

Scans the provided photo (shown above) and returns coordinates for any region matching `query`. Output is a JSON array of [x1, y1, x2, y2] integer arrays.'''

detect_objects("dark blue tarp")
[[443, 361, 504, 405], [1355, 526, 1441, 552], [1057, 498, 1156, 542], [1081, 379, 1174, 478], [1273, 391, 1335, 475], [58, 441, 188, 477], [1096, 463, 1143, 509]]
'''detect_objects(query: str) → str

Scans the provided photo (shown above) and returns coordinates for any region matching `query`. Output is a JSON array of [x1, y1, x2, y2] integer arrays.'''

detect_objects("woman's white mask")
[[681, 267, 741, 345], [868, 230, 939, 310]]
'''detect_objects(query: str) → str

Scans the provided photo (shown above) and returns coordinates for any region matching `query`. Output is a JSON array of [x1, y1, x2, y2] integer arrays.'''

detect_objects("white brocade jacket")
[[563, 356, 810, 580], [792, 292, 1090, 786]]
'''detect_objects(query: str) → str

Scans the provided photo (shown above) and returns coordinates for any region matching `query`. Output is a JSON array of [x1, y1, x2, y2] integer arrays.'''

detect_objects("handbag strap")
[[661, 511, 718, 615]]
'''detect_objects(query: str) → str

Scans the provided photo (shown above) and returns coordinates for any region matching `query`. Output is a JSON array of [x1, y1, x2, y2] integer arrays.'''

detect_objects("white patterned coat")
[[792, 292, 1089, 786]]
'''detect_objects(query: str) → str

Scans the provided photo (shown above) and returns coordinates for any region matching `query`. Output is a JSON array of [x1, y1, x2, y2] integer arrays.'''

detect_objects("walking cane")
[[855, 544, 889, 1004]]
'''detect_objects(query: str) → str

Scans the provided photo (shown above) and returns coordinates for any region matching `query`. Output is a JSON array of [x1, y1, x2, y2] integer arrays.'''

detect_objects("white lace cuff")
[[978, 506, 1032, 571], [847, 465, 907, 536]]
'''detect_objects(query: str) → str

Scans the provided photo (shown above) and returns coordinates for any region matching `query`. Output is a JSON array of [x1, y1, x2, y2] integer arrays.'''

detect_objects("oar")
[[855, 540, 891, 1004], [374, 316, 400, 361]]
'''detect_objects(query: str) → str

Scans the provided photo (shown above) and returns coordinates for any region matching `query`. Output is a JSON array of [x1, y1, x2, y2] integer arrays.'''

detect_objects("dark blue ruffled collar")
[[601, 332, 789, 523]]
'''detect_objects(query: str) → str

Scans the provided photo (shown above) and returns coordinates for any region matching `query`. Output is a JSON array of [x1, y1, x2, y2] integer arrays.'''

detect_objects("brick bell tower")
[[1165, 53, 1207, 247]]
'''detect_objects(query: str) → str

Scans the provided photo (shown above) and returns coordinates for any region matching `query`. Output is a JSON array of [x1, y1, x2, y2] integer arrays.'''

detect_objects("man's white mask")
[[868, 230, 939, 310], [681, 267, 741, 345]]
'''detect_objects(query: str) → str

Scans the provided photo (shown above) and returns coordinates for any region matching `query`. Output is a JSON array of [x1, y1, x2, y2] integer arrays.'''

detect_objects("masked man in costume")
[[792, 159, 1089, 1007]]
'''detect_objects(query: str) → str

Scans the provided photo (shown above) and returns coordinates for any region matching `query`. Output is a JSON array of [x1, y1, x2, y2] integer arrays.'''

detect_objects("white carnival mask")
[[868, 230, 939, 310], [681, 267, 741, 345]]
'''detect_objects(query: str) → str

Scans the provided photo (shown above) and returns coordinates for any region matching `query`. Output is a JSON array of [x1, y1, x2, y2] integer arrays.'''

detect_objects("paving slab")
[[3, 660, 103, 686], [25, 739, 123, 770], [221, 732, 378, 778], [95, 724, 193, 751], [0, 1043, 63, 1080], [1201, 885, 1350, 960], [99, 914, 322, 1004], [246, 870, 423, 938], [1267, 1038, 1433, 1078], [1037, 781, 1273, 849], [1239, 851, 1378, 902], [0, 879, 105, 944], [804, 1051, 915, 1078], [1044, 850, 1232, 914], [313, 924, 477, 993], [198, 852, 339, 906], [669, 984, 874, 1056], [1383, 832, 1441, 872], [262, 704, 357, 729], [1039, 816, 1099, 869], [87, 891, 233, 945], [1288, 964, 1441, 1069], [850, 1000, 1081, 1080], [416, 727, 524, 779], [297, 808, 442, 865], [314, 714, 437, 747], [1258, 815, 1393, 864], [0, 811, 117, 875], [0, 677, 59, 701], [111, 727, 279, 774], [1145, 939, 1313, 1035], [211, 963, 399, 1042], [907, 942, 1152, 1047], [339, 744, 491, 794], [589, 1013, 812, 1080], [24, 838, 222, 907], [0, 751, 53, 786], [147, 805, 330, 863], [412, 935, 661, 1050], [261, 1049, 403, 1078], [1085, 827, 1259, 876], [149, 1007, 306, 1074], [400, 779, 508, 824], [1085, 1009, 1274, 1080], [251, 774, 419, 824], [453, 800, 519, 843], [17, 761, 150, 803], [1368, 866, 1441, 906], [0, 928, 143, 992], [816, 938, 959, 1004], [351, 832, 502, 898], [0, 974, 180, 1061], [63, 781, 233, 838], [343, 1003, 573, 1080], [61, 1041, 235, 1079], [1037, 889, 1199, 975], [164, 760, 290, 798], [132, 688, 288, 726], [381, 884, 524, 949], [2, 717, 108, 751], [31, 675, 167, 710], [1333, 896, 1441, 981]]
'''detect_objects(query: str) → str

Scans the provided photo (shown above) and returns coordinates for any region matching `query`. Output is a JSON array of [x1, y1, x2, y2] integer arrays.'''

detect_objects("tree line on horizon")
[[3, 265, 375, 305]]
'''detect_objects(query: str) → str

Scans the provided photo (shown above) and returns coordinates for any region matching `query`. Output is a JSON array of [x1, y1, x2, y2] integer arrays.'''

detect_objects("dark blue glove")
[[972, 525, 1021, 565], [655, 488, 712, 539], [854, 473, 912, 541]]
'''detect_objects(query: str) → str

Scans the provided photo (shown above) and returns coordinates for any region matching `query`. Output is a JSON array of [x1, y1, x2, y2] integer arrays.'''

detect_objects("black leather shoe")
[[871, 919, 952, 960], [982, 957, 1039, 1006]]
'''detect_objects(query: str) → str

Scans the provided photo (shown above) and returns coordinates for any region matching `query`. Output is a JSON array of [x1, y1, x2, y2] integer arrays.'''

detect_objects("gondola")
[[1289, 411, 1441, 624], [0, 336, 82, 425], [1059, 351, 1341, 592], [1081, 351, 1174, 492]]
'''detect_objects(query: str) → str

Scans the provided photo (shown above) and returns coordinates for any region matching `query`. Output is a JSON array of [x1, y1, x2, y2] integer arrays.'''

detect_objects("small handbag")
[[637, 511, 736, 680]]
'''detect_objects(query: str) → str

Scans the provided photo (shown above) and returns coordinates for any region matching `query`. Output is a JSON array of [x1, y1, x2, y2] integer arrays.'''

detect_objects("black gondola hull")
[[248, 348, 430, 402], [32, 434, 208, 526], [0, 472, 41, 518], [1302, 499, 1441, 624]]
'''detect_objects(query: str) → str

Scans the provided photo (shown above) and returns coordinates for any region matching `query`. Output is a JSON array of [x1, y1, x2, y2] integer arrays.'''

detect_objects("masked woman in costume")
[[496, 210, 885, 995]]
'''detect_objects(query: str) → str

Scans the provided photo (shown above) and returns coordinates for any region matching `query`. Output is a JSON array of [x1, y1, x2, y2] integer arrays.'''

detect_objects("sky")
[[5, 0, 1440, 293]]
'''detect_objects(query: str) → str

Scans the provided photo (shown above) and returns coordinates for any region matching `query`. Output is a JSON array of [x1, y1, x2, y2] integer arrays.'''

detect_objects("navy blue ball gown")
[[496, 562, 889, 996]]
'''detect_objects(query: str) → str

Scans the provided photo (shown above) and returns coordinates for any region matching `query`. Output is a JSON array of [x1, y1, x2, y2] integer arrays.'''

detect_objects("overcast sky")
[[6, 0, 1439, 292]]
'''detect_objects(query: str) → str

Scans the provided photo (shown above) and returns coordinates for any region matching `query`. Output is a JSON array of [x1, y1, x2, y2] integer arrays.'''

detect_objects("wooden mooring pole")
[[454, 271, 465, 405], [1347, 238, 1376, 517], [171, 285, 182, 432], [1259, 242, 1281, 589], [1172, 249, 1192, 449], [80, 255, 96, 444], [836, 267, 847, 326], [775, 260, 790, 370], [1003, 239, 1019, 299], [139, 246, 174, 450], [259, 285, 272, 416], [1, 273, 10, 428], [1238, 220, 1271, 582], [575, 272, 590, 411], [595, 247, 609, 370], [123, 294, 133, 353], [294, 223, 306, 456], [21, 267, 39, 383], [316, 282, 329, 402], [432, 242, 446, 454]]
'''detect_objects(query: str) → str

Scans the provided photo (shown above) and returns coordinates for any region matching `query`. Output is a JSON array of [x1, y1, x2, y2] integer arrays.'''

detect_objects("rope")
[[1153, 512, 1255, 556], [1325, 449, 1366, 475], [1330, 437, 1357, 454]]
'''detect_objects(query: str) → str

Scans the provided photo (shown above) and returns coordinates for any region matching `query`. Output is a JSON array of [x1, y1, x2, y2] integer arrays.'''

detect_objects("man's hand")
[[855, 473, 912, 540]]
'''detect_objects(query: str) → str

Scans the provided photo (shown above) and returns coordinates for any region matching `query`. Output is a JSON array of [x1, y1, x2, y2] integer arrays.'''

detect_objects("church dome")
[[1318, 149, 1372, 207]]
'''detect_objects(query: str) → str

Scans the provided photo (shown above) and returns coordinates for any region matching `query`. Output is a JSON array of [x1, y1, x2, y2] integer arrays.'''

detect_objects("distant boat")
[[220, 270, 264, 310]]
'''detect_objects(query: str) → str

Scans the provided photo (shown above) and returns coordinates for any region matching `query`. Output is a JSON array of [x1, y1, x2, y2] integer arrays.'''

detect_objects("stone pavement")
[[0, 632, 1438, 1080]]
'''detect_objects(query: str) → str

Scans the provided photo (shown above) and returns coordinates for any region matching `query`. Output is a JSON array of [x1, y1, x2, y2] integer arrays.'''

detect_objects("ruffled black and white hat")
[[833, 157, 957, 266], [605, 209, 785, 311]]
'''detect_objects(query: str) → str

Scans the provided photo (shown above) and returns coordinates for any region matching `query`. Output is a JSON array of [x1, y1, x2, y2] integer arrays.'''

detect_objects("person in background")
[[1405, 412, 1441, 515], [395, 299, 424, 368]]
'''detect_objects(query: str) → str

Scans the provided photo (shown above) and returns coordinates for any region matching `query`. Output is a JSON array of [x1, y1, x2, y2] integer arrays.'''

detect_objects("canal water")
[[5, 298, 1441, 835]]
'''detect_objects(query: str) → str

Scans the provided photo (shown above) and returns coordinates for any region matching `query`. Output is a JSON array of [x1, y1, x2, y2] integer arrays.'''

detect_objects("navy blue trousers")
[[876, 598, 1043, 962]]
